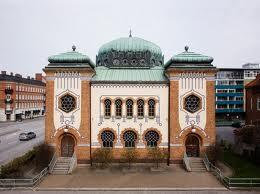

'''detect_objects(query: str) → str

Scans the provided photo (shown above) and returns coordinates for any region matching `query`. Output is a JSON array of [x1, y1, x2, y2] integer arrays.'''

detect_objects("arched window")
[[104, 99, 111, 117], [115, 99, 122, 118], [123, 130, 137, 147], [126, 99, 133, 118], [145, 130, 160, 147], [137, 99, 144, 118], [148, 99, 155, 118], [101, 130, 115, 148]]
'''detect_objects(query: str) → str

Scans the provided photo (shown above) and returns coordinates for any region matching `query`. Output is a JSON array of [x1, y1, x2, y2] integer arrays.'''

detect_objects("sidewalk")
[[38, 164, 225, 189]]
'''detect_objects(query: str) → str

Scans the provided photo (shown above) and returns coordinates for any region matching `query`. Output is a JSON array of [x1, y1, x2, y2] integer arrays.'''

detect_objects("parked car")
[[19, 132, 36, 141]]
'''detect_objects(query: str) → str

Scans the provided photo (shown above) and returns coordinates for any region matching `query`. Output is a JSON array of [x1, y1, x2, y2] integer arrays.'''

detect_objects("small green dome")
[[98, 37, 162, 56], [47, 46, 95, 68], [165, 46, 214, 69]]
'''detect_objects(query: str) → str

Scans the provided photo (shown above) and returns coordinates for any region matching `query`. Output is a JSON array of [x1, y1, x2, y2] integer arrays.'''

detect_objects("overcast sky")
[[0, 0, 259, 77]]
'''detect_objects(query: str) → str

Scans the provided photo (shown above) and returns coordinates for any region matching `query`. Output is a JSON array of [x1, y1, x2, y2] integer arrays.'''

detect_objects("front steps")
[[189, 157, 207, 172], [51, 157, 71, 174]]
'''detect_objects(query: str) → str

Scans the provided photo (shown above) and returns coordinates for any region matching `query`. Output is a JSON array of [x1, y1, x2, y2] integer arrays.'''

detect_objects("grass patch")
[[221, 150, 260, 178]]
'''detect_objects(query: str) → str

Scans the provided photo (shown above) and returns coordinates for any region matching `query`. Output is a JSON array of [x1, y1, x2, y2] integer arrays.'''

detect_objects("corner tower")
[[43, 46, 95, 163], [165, 46, 217, 162]]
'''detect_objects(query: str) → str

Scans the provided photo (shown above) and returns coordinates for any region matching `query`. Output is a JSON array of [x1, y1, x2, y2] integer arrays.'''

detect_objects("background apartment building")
[[216, 63, 260, 124], [0, 71, 46, 121]]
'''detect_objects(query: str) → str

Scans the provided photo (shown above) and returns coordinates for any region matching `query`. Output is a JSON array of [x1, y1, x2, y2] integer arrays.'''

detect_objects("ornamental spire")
[[129, 29, 132, 37], [185, 45, 189, 52]]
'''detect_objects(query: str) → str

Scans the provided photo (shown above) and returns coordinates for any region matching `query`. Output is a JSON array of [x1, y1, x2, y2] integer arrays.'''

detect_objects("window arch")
[[137, 99, 144, 118], [101, 130, 115, 148], [145, 130, 160, 147], [126, 99, 133, 118], [123, 130, 137, 147], [115, 99, 122, 118], [148, 99, 155, 118], [104, 99, 111, 117]]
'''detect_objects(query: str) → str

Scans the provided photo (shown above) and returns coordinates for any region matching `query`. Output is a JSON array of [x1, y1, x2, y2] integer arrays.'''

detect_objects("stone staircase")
[[189, 157, 207, 172], [51, 157, 71, 174]]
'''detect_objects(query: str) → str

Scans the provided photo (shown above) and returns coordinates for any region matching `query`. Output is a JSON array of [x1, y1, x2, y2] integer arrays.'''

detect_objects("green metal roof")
[[48, 46, 95, 68], [92, 66, 167, 83], [98, 37, 162, 56], [165, 46, 214, 68]]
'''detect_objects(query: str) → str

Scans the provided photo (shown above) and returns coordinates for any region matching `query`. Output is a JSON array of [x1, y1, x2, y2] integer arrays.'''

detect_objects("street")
[[0, 190, 258, 194], [0, 117, 45, 165]]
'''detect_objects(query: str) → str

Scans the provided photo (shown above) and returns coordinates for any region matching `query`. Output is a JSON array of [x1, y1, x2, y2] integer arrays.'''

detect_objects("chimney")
[[10, 72, 13, 76], [35, 73, 42, 81], [27, 76, 30, 79], [1, 71, 6, 75]]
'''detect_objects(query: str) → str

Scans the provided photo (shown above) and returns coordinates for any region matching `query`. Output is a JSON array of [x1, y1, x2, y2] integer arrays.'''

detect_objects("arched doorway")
[[185, 134, 200, 157], [61, 134, 75, 157]]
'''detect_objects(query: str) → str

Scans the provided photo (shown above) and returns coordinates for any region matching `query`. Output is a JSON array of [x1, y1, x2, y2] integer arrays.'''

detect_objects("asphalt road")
[[0, 190, 258, 194], [0, 117, 45, 165]]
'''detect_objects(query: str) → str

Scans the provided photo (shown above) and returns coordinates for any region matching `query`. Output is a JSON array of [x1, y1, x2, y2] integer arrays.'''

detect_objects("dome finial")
[[185, 45, 189, 52], [72, 45, 76, 51], [129, 29, 132, 37]]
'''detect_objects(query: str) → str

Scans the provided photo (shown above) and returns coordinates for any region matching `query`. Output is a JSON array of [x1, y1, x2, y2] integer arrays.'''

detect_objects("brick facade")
[[0, 71, 46, 122]]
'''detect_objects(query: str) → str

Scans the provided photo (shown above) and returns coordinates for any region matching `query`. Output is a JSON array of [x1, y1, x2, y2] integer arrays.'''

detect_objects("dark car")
[[19, 132, 36, 141]]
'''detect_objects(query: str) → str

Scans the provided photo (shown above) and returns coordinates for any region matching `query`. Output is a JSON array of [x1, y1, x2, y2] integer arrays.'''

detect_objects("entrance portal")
[[61, 135, 75, 157], [185, 134, 200, 157]]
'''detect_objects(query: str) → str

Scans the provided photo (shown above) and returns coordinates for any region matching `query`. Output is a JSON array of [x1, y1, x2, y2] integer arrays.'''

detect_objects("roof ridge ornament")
[[72, 45, 76, 51], [129, 29, 132, 37], [185, 45, 189, 52]]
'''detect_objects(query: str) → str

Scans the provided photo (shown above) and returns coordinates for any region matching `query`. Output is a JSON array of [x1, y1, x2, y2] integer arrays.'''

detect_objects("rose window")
[[59, 94, 76, 113], [184, 94, 200, 113]]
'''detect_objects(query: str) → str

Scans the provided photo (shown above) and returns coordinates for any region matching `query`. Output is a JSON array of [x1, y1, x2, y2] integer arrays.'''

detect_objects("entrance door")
[[185, 134, 200, 157], [61, 135, 75, 157]]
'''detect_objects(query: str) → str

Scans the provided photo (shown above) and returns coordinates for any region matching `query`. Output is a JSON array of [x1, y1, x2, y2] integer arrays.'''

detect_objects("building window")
[[257, 98, 260, 111], [101, 130, 115, 148], [137, 99, 144, 118], [123, 130, 137, 148], [145, 130, 160, 147], [115, 99, 122, 118], [148, 99, 155, 118], [126, 99, 133, 118], [59, 94, 76, 113], [184, 94, 200, 113], [104, 99, 111, 117]]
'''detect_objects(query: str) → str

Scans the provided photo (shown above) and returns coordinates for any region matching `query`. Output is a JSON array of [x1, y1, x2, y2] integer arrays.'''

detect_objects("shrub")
[[92, 148, 113, 169], [0, 144, 53, 178], [148, 147, 167, 168], [121, 148, 139, 169]]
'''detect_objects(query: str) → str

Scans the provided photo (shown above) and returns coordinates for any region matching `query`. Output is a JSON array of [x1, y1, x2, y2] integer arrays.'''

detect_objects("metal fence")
[[204, 154, 260, 189], [0, 167, 48, 188]]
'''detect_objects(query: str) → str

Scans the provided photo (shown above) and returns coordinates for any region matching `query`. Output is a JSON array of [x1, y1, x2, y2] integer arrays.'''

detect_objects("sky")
[[0, 0, 259, 77]]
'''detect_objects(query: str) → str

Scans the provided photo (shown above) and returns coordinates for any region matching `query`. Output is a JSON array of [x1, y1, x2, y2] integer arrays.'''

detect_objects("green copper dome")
[[165, 46, 215, 69], [48, 46, 95, 68], [98, 37, 162, 56], [96, 36, 164, 69]]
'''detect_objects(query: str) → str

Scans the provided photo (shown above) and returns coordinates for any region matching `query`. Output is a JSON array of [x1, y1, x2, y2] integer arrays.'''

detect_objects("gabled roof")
[[245, 75, 260, 88], [91, 66, 167, 83]]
